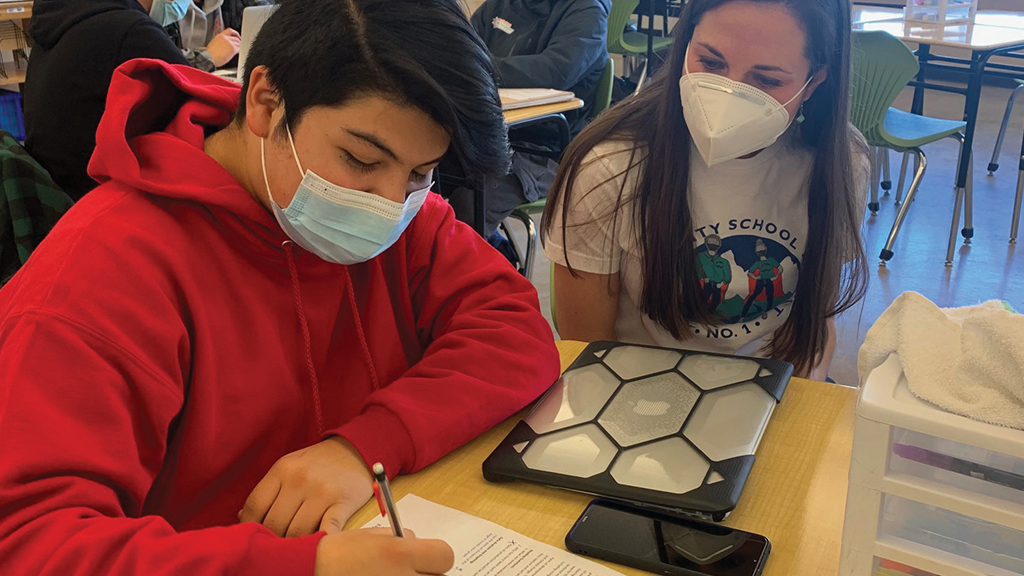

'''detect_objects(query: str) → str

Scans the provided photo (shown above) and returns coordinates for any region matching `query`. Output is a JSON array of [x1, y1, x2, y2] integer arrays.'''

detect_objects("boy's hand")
[[315, 529, 454, 576], [240, 437, 374, 537]]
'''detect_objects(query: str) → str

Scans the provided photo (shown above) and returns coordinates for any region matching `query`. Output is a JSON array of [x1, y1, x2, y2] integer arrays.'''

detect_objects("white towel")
[[858, 292, 1024, 430]]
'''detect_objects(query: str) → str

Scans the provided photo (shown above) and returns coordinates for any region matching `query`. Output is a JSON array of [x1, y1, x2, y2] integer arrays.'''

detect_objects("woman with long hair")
[[544, 0, 869, 379]]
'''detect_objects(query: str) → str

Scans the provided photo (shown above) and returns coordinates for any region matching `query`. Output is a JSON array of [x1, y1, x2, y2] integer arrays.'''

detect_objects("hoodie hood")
[[180, 0, 225, 50], [30, 0, 147, 50], [88, 58, 281, 242]]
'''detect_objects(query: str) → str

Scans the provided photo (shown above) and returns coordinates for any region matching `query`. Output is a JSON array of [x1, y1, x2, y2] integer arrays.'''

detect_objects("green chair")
[[608, 0, 672, 88], [503, 58, 616, 279], [850, 31, 969, 266]]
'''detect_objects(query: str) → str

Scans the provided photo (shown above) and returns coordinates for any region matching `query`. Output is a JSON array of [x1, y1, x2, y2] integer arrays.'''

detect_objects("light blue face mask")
[[260, 124, 432, 265], [149, 0, 190, 27]]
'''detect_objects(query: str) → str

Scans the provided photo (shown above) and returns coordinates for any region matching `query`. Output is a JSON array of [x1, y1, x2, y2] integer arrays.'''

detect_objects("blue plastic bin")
[[0, 90, 25, 142]]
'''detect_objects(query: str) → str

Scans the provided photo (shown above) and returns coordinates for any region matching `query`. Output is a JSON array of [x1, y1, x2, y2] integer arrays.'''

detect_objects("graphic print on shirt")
[[691, 219, 801, 339]]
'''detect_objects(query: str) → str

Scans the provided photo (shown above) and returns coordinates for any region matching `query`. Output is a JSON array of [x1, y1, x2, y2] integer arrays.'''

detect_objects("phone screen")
[[567, 500, 769, 576]]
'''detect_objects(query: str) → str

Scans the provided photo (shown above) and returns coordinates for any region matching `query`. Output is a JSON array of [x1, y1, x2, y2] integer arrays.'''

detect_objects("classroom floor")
[[511, 82, 1024, 386]]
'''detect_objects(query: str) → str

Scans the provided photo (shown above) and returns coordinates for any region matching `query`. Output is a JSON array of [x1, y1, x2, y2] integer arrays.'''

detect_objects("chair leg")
[[1011, 168, 1023, 244], [881, 148, 892, 194], [895, 151, 910, 205], [989, 83, 1024, 176], [949, 133, 974, 244], [946, 186, 966, 267], [869, 147, 880, 214], [499, 219, 528, 277], [506, 209, 538, 279], [519, 209, 538, 280], [634, 59, 649, 93], [896, 152, 920, 206], [1012, 127, 1024, 243], [963, 152, 974, 244], [880, 148, 926, 265]]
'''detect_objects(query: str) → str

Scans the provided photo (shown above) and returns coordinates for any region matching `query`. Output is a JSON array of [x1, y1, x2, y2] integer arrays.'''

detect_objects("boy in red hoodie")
[[0, 1, 560, 575]]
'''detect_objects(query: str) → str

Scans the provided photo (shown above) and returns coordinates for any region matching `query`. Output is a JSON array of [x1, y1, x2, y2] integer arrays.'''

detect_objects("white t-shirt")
[[545, 129, 868, 357]]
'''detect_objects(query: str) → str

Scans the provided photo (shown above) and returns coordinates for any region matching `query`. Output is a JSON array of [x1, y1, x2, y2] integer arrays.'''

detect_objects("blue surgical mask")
[[260, 123, 431, 265], [149, 0, 190, 27]]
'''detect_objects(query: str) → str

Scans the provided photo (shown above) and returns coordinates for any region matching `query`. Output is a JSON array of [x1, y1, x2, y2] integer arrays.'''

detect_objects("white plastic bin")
[[839, 354, 1024, 576]]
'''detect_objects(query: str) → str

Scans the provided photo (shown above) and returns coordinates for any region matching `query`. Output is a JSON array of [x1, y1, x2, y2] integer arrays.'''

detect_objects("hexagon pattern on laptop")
[[598, 372, 699, 447], [520, 345, 778, 496]]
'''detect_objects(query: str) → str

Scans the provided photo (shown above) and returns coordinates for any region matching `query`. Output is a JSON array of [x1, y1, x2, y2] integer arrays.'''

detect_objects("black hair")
[[235, 0, 510, 178], [544, 0, 868, 374]]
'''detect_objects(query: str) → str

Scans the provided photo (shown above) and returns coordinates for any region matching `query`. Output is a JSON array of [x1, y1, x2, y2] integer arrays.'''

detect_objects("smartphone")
[[565, 499, 770, 576]]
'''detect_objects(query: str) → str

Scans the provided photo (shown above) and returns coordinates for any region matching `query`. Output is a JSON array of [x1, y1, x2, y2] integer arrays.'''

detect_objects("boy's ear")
[[245, 66, 282, 139]]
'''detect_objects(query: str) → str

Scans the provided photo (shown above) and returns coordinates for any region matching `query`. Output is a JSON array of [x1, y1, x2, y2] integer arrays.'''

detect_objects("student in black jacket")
[[473, 0, 610, 133], [449, 0, 610, 254], [24, 0, 189, 201]]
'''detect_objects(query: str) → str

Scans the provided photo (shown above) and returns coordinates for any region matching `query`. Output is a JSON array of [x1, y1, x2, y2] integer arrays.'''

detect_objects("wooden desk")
[[348, 340, 857, 576], [0, 1, 31, 22], [502, 98, 585, 126]]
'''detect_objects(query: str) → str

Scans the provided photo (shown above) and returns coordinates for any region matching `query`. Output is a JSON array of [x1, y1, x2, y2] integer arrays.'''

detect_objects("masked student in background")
[[0, 1, 559, 575], [543, 0, 870, 380], [151, 0, 242, 71]]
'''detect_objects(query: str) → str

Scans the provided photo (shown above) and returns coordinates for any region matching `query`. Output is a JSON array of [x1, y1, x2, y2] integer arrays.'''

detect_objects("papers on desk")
[[212, 68, 242, 85], [499, 89, 576, 111], [361, 495, 625, 576]]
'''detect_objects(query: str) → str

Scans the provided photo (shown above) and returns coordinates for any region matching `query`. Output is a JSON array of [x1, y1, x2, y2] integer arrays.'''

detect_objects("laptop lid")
[[482, 341, 792, 522], [236, 5, 278, 82]]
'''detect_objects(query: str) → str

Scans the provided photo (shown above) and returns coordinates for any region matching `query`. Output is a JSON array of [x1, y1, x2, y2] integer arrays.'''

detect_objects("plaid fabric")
[[0, 130, 74, 285]]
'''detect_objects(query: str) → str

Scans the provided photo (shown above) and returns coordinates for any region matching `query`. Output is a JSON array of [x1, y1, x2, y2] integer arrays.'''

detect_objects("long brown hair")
[[542, 0, 868, 374]]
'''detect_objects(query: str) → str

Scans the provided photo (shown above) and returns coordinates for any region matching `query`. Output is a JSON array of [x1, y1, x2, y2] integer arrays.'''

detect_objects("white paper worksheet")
[[361, 495, 625, 576]]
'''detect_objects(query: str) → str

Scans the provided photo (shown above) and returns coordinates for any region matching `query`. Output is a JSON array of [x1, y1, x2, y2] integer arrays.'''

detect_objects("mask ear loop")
[[261, 112, 306, 207], [260, 137, 278, 206], [782, 74, 816, 108], [284, 120, 306, 178], [789, 72, 816, 124]]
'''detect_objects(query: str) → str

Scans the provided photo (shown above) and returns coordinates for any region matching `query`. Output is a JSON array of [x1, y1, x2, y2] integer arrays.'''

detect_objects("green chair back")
[[608, 0, 642, 54], [850, 31, 919, 148], [593, 58, 615, 119]]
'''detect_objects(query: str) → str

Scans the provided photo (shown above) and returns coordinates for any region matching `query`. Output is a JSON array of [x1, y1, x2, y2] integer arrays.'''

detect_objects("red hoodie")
[[0, 59, 559, 576]]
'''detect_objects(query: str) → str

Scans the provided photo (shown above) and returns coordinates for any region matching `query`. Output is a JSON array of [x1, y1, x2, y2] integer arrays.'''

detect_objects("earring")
[[796, 102, 806, 124]]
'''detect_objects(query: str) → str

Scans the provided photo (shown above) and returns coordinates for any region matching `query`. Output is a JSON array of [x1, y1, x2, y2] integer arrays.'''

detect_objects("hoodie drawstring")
[[281, 242, 382, 439], [283, 241, 325, 437], [343, 267, 380, 392]]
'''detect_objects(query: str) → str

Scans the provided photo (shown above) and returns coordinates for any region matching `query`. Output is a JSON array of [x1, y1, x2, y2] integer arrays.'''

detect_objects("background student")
[[543, 0, 870, 380], [155, 0, 242, 72], [24, 0, 189, 200], [448, 0, 610, 257], [0, 0, 559, 574]]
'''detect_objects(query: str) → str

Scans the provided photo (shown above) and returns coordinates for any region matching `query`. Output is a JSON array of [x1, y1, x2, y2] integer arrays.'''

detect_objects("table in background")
[[453, 98, 584, 237], [853, 10, 1024, 246], [347, 340, 857, 576], [504, 98, 584, 129]]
